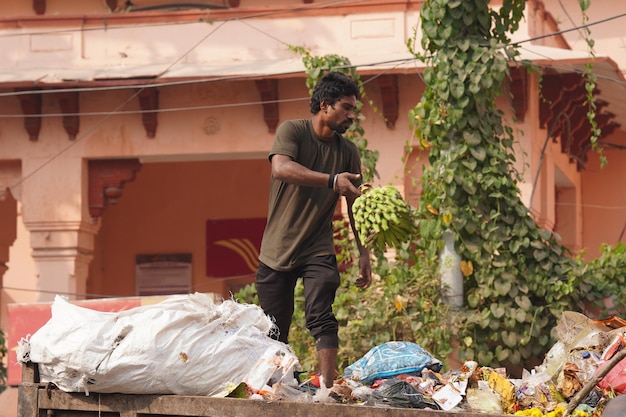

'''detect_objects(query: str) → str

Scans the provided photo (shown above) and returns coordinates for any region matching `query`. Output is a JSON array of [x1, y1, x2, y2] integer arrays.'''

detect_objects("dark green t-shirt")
[[259, 119, 362, 271]]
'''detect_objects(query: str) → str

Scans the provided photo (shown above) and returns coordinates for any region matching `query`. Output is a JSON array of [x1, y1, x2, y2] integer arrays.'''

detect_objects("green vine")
[[409, 0, 582, 367], [575, 243, 626, 318], [577, 0, 605, 167], [237, 3, 619, 375]]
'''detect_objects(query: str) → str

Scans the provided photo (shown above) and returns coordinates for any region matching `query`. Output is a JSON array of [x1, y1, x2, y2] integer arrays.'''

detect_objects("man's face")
[[324, 96, 357, 134]]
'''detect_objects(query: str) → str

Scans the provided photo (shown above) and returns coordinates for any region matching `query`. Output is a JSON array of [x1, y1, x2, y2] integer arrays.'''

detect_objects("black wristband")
[[328, 173, 334, 188]]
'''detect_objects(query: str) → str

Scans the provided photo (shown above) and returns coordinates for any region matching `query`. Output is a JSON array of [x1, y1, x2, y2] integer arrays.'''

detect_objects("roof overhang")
[[2, 44, 623, 166]]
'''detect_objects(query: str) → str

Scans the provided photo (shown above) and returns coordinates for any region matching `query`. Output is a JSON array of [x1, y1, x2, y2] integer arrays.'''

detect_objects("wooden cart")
[[17, 362, 506, 417]]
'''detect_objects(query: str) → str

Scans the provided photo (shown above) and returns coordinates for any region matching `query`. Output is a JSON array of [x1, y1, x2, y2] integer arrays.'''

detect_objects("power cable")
[[557, 0, 586, 40], [2, 3, 624, 299], [512, 11, 626, 46], [0, 57, 621, 120], [1, 3, 624, 206], [0, 56, 424, 99], [9, 18, 228, 192], [0, 8, 624, 99], [9, 89, 143, 193], [1, 285, 118, 299]]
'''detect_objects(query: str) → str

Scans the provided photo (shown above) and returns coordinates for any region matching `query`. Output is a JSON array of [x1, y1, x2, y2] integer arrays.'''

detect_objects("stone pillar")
[[25, 220, 99, 301], [19, 157, 100, 302], [0, 161, 20, 281]]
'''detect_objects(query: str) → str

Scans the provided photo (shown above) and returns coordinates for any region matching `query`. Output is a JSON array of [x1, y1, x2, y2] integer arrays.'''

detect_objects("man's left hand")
[[355, 253, 372, 288]]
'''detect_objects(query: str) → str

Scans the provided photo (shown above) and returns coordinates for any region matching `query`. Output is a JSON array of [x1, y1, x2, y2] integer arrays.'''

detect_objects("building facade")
[[1, 0, 626, 410]]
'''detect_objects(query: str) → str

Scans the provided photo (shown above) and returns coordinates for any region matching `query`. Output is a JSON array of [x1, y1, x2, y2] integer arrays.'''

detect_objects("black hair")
[[310, 72, 360, 114]]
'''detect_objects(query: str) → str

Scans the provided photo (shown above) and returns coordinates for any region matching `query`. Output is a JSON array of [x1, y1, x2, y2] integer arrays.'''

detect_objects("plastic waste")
[[343, 341, 443, 385], [465, 387, 503, 414], [538, 341, 567, 380], [370, 378, 440, 409]]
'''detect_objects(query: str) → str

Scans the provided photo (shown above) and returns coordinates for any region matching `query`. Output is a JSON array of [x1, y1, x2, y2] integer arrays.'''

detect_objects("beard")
[[331, 119, 352, 134]]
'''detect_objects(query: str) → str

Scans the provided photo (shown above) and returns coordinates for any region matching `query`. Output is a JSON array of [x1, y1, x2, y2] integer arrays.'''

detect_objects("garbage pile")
[[231, 312, 626, 417], [16, 294, 626, 416]]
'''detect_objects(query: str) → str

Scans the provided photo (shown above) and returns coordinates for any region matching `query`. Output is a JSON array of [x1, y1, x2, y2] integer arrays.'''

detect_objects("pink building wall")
[[1, 2, 626, 414]]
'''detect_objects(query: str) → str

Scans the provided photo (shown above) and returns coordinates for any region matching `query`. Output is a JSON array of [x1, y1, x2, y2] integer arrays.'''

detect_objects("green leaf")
[[490, 302, 506, 318], [514, 295, 532, 310], [494, 279, 512, 296], [514, 308, 527, 323], [503, 331, 519, 348], [495, 346, 510, 362], [438, 25, 453, 41], [478, 350, 494, 365], [468, 292, 481, 308], [533, 249, 548, 262], [450, 80, 465, 99], [470, 146, 487, 161], [463, 131, 482, 145], [461, 159, 478, 171]]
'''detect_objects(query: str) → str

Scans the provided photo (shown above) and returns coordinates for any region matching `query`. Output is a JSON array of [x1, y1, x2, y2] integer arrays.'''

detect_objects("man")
[[256, 71, 372, 389]]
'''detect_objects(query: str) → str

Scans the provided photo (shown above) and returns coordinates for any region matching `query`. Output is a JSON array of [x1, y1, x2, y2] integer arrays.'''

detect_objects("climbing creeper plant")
[[577, 0, 605, 167], [408, 0, 582, 367]]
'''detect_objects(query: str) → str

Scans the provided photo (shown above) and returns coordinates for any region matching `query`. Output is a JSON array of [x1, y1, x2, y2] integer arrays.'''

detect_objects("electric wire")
[[8, 15, 229, 191], [2, 3, 626, 300], [512, 11, 626, 46], [0, 11, 624, 100]]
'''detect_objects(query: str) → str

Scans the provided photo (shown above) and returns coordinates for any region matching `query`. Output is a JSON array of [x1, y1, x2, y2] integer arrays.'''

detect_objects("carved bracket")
[[33, 0, 45, 15], [58, 91, 80, 140], [88, 159, 142, 219], [105, 0, 118, 11], [16, 89, 42, 141], [138, 88, 159, 138], [540, 72, 620, 170], [255, 79, 279, 133], [377, 74, 399, 129]]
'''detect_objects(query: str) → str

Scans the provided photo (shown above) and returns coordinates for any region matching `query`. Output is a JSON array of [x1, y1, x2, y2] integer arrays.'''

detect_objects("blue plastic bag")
[[343, 341, 442, 384]]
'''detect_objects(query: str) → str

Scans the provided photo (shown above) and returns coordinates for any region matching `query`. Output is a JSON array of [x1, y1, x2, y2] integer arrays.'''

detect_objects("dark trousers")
[[256, 255, 340, 350]]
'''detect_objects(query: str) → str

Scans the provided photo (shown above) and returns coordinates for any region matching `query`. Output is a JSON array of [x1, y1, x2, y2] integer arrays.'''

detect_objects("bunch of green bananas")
[[352, 184, 416, 251]]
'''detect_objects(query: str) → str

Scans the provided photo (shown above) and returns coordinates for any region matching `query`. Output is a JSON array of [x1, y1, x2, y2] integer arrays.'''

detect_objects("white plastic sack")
[[17, 293, 300, 396]]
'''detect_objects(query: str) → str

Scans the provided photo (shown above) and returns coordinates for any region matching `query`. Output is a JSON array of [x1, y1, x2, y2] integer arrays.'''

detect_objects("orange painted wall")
[[88, 159, 271, 299], [581, 132, 626, 260]]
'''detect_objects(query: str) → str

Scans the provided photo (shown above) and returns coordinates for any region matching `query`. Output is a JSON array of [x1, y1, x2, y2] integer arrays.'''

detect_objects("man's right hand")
[[335, 173, 361, 199]]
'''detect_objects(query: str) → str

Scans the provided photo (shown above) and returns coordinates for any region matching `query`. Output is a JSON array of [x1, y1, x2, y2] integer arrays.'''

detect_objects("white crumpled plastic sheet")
[[17, 292, 300, 397]]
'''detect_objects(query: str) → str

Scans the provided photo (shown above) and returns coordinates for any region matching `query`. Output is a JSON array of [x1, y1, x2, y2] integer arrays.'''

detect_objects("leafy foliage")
[[577, 0, 605, 167], [408, 0, 584, 368], [238, 3, 622, 376], [333, 221, 456, 372], [576, 243, 626, 318]]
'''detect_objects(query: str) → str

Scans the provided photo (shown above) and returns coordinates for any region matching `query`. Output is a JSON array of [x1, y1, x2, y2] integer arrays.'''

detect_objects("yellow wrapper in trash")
[[487, 369, 516, 414]]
